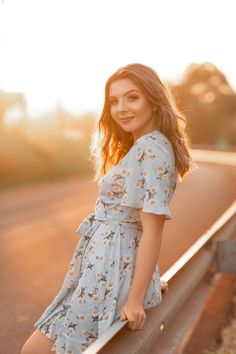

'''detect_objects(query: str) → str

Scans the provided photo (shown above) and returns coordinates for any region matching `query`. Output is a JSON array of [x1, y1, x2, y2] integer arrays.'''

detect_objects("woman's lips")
[[120, 116, 134, 123]]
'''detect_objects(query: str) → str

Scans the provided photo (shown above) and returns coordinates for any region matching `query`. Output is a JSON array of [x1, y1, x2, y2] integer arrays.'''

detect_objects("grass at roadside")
[[0, 129, 94, 192]]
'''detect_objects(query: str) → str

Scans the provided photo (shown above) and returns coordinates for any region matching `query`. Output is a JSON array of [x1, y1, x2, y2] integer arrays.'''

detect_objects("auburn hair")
[[89, 63, 193, 184]]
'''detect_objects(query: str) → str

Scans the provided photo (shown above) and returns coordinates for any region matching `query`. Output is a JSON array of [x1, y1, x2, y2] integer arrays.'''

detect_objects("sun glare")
[[0, 0, 235, 117]]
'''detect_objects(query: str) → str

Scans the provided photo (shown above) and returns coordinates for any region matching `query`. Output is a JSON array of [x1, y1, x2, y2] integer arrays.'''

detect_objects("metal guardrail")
[[190, 149, 236, 166], [83, 200, 236, 354], [161, 199, 236, 283]]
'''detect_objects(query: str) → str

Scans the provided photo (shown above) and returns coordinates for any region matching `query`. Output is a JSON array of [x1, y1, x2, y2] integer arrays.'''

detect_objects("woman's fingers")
[[120, 305, 147, 330], [127, 317, 145, 330], [122, 307, 136, 330], [126, 312, 146, 330], [120, 308, 127, 321], [138, 316, 146, 330], [161, 281, 169, 295], [134, 311, 146, 329]]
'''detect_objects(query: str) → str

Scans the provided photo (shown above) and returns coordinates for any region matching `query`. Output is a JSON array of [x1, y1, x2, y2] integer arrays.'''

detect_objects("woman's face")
[[109, 78, 158, 141]]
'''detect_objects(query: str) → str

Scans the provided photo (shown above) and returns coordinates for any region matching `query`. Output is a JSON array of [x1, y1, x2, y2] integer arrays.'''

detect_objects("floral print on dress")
[[120, 133, 177, 218], [34, 130, 178, 353]]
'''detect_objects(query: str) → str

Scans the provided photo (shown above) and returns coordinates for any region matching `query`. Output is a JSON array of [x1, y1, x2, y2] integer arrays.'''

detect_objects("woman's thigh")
[[21, 329, 54, 354]]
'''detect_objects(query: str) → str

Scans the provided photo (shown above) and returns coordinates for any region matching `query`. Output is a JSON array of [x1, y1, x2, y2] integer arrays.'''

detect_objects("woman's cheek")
[[110, 107, 117, 118]]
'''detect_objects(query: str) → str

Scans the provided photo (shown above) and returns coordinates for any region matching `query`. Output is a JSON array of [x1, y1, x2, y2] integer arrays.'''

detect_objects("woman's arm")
[[128, 210, 165, 303], [120, 211, 165, 330]]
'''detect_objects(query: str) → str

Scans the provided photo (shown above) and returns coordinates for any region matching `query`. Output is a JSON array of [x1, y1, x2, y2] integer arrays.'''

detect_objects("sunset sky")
[[0, 0, 235, 117]]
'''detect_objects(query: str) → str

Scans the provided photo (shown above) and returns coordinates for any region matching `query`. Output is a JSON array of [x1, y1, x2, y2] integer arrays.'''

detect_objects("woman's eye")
[[109, 95, 138, 106], [128, 95, 138, 101]]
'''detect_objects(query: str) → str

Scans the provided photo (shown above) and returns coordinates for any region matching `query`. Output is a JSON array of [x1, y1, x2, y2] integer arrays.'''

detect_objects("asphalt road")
[[0, 162, 235, 354]]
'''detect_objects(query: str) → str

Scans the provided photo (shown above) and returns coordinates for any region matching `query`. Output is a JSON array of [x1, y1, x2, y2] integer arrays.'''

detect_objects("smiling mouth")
[[120, 116, 134, 122]]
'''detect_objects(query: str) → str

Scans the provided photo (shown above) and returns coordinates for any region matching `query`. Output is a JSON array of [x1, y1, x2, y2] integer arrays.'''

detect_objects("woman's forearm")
[[127, 231, 162, 304]]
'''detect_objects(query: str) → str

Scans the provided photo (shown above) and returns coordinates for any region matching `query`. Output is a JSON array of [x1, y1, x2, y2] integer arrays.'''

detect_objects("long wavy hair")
[[90, 63, 193, 184]]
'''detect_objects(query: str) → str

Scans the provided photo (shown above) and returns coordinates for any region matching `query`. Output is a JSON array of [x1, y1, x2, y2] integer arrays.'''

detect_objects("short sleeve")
[[120, 137, 178, 220]]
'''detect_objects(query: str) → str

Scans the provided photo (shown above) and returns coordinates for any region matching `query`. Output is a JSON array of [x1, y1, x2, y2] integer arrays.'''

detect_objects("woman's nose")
[[117, 99, 128, 112]]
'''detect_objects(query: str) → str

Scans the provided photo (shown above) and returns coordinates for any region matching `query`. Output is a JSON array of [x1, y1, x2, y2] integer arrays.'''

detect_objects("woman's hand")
[[120, 300, 147, 330], [161, 281, 169, 295]]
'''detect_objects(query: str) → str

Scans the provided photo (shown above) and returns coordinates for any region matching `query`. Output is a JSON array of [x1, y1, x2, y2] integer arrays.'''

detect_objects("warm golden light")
[[0, 0, 235, 116]]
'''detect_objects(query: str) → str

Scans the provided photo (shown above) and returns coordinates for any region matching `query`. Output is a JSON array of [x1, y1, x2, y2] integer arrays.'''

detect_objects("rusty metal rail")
[[83, 200, 236, 354]]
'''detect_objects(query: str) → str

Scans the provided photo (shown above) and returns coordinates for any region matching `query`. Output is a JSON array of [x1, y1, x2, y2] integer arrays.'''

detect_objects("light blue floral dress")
[[34, 130, 178, 353]]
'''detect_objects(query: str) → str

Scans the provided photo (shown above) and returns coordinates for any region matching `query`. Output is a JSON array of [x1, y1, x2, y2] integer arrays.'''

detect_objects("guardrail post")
[[216, 239, 236, 273]]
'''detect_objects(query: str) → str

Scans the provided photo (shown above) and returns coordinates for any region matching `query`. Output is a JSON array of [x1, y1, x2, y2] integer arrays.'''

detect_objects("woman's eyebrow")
[[109, 89, 140, 99]]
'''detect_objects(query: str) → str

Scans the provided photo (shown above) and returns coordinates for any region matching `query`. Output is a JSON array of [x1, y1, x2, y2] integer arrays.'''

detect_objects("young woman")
[[21, 63, 192, 354]]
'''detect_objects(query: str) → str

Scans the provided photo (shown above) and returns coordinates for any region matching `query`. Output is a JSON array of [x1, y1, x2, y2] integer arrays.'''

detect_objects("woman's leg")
[[21, 329, 54, 354]]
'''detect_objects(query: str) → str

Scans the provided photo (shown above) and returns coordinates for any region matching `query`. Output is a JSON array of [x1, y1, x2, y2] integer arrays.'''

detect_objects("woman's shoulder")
[[132, 130, 174, 159]]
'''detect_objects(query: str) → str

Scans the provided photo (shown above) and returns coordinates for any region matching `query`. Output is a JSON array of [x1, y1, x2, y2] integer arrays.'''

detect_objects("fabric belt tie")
[[75, 212, 142, 238]]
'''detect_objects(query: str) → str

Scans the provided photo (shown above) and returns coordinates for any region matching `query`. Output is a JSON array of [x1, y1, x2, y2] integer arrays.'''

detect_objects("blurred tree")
[[170, 62, 236, 148], [54, 104, 96, 140], [0, 90, 27, 129]]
